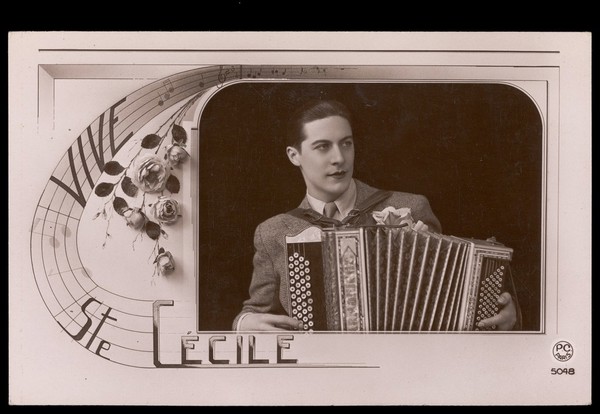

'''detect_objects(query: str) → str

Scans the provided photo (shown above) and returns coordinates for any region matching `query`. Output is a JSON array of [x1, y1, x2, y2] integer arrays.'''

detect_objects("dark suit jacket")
[[232, 179, 442, 329]]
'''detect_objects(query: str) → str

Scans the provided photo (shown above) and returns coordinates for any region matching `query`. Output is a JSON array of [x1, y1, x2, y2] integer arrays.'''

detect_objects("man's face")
[[287, 115, 355, 202]]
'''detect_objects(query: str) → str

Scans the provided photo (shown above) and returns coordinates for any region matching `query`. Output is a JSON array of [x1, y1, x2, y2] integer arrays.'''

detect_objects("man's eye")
[[315, 144, 329, 151], [343, 140, 354, 147]]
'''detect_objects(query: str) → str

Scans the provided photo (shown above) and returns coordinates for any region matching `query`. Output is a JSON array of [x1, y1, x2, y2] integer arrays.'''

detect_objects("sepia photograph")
[[8, 32, 591, 405]]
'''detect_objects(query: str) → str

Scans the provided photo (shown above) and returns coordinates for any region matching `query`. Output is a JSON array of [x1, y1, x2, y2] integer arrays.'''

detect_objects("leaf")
[[141, 134, 161, 149], [113, 197, 129, 215], [95, 182, 115, 197], [104, 161, 125, 176], [145, 221, 161, 240], [121, 176, 139, 197], [165, 175, 180, 194], [171, 124, 187, 145], [158, 247, 165, 254]]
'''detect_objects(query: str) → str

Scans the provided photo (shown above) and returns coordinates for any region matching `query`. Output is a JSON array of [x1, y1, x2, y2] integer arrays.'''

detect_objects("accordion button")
[[305, 275, 311, 281], [308, 313, 313, 319], [308, 321, 314, 327], [501, 265, 505, 269], [300, 286, 306, 292], [296, 305, 302, 311], [289, 271, 294, 276], [306, 282, 311, 289], [295, 275, 300, 280], [302, 309, 307, 315], [308, 306, 313, 311], [303, 316, 308, 322], [299, 263, 304, 270], [299, 256, 304, 262], [293, 252, 299, 258], [294, 260, 299, 266], [289, 263, 294, 269], [305, 260, 310, 266], [301, 293, 307, 299], [308, 298, 313, 304], [300, 271, 305, 276], [289, 256, 294, 262], [291, 300, 296, 306], [305, 268, 310, 274], [307, 291, 311, 297]]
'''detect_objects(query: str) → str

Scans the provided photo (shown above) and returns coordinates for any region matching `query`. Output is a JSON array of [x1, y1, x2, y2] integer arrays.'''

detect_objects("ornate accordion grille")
[[286, 226, 513, 332]]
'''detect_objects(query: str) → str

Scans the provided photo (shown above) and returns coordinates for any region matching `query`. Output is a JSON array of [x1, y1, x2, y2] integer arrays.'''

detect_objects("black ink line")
[[38, 48, 561, 54]]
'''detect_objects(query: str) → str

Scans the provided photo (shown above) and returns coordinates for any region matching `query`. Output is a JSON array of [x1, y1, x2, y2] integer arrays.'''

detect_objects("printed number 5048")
[[551, 368, 575, 375]]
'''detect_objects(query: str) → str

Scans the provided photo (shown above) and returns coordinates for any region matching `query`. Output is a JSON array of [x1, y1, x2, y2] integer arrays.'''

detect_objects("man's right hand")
[[239, 313, 304, 331]]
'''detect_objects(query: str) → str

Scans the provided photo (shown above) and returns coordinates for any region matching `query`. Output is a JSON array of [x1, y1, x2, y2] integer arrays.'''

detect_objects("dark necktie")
[[324, 201, 339, 219]]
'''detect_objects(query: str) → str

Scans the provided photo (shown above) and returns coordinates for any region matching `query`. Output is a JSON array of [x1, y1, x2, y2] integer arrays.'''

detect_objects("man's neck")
[[306, 179, 357, 220]]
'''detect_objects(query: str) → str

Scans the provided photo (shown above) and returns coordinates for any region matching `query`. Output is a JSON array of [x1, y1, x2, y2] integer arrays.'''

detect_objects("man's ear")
[[286, 146, 301, 167]]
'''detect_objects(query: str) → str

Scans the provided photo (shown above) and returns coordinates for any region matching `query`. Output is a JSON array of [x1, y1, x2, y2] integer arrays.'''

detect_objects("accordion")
[[285, 226, 513, 332]]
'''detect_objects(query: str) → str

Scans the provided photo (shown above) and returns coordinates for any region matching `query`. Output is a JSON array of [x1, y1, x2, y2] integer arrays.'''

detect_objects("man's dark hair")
[[286, 99, 352, 151]]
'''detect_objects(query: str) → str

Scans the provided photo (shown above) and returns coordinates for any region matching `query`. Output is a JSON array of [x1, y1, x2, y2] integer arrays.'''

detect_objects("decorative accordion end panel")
[[285, 226, 513, 332]]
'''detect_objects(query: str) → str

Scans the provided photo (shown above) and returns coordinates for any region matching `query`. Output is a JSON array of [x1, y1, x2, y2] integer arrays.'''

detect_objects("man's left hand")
[[477, 292, 517, 331]]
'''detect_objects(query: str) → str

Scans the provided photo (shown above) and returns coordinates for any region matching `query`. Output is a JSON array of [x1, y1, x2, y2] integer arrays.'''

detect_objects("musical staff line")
[[33, 206, 81, 221], [47, 73, 213, 208], [57, 313, 153, 354], [32, 66, 254, 367], [74, 68, 222, 151]]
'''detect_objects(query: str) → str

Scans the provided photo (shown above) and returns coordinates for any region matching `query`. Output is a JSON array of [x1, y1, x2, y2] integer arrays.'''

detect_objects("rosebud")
[[166, 144, 189, 167], [156, 251, 175, 276], [123, 208, 147, 230]]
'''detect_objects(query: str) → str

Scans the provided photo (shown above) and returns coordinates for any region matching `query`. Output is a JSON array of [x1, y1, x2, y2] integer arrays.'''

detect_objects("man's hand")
[[477, 292, 517, 331], [240, 313, 303, 331]]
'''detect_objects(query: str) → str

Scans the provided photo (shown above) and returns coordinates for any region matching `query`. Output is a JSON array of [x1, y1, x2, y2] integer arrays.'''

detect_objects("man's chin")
[[325, 179, 351, 197]]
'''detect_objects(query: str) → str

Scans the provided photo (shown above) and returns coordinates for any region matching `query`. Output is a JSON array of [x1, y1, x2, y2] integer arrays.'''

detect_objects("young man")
[[233, 100, 517, 331]]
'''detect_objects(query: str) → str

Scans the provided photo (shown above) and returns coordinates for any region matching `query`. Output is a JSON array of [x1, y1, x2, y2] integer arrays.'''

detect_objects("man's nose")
[[330, 144, 345, 164]]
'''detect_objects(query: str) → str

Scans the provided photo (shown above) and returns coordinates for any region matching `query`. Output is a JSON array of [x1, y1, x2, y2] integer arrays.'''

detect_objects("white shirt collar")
[[306, 179, 357, 220]]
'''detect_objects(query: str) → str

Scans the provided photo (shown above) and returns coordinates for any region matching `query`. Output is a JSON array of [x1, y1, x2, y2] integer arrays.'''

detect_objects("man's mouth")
[[328, 170, 347, 179]]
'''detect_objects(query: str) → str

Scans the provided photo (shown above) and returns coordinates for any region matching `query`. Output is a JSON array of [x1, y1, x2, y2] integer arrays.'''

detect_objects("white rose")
[[131, 155, 170, 193], [152, 196, 180, 225]]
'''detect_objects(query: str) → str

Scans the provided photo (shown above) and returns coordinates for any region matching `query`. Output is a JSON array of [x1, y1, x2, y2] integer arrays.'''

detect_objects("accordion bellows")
[[285, 226, 513, 332]]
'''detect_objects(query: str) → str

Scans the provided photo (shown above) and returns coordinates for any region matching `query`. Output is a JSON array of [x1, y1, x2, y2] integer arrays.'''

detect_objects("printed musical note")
[[156, 79, 175, 105], [217, 65, 239, 87], [163, 79, 175, 95]]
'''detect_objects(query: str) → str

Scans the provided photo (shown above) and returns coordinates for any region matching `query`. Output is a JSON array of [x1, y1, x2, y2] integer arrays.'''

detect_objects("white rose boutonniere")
[[371, 207, 429, 232]]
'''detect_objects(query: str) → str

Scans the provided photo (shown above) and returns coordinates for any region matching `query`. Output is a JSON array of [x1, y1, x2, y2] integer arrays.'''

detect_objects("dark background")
[[197, 82, 543, 332]]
